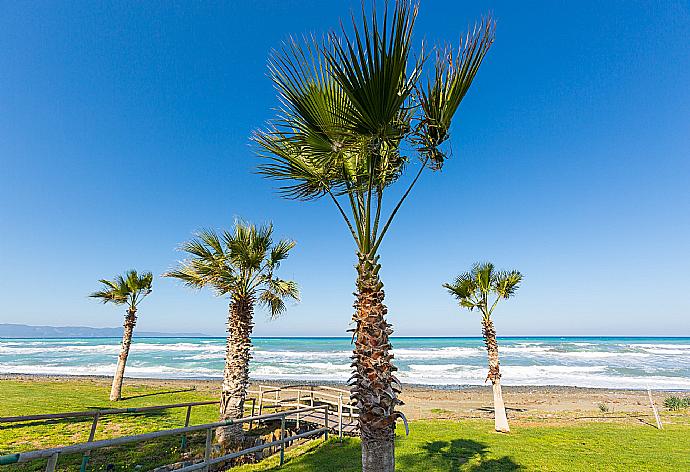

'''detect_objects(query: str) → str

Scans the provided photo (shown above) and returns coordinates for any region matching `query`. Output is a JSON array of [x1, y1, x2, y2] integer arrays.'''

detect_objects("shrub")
[[598, 403, 609, 413], [664, 396, 690, 411]]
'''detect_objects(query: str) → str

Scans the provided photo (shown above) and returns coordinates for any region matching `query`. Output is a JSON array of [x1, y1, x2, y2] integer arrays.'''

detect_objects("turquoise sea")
[[1, 337, 689, 389]]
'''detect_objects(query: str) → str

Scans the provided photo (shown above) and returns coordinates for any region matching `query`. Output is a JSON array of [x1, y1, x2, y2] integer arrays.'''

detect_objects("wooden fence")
[[0, 405, 329, 471], [0, 385, 359, 471], [251, 384, 359, 438]]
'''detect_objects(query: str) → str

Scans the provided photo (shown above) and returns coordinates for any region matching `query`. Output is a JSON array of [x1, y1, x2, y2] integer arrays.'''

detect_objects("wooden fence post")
[[279, 415, 286, 466], [203, 428, 213, 471], [323, 405, 329, 441], [648, 388, 663, 429], [181, 405, 192, 449], [296, 390, 301, 429], [338, 393, 343, 440], [80, 412, 99, 472], [249, 398, 256, 430], [45, 453, 58, 472], [258, 386, 264, 416]]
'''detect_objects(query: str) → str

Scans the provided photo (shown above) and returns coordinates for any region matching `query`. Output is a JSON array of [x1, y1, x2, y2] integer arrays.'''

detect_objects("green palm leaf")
[[165, 222, 299, 317], [90, 270, 153, 309], [444, 262, 522, 317], [256, 2, 494, 257], [325, 2, 419, 137], [417, 16, 495, 168]]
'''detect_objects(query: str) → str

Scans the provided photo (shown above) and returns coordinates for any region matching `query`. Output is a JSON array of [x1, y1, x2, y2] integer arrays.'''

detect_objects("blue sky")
[[1, 1, 689, 337]]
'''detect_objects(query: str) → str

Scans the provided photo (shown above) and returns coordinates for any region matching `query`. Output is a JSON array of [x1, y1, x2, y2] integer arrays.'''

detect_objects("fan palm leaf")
[[417, 17, 495, 167], [90, 270, 153, 309], [325, 2, 419, 137]]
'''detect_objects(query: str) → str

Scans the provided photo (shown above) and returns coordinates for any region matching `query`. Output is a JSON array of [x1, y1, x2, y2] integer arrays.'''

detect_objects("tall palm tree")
[[444, 262, 522, 432], [164, 221, 299, 447], [255, 2, 494, 469], [90, 270, 153, 401]]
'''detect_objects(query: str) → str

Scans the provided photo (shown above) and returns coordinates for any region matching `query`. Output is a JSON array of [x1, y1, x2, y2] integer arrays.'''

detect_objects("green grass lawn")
[[2, 379, 689, 471], [235, 421, 690, 471], [0, 379, 220, 471]]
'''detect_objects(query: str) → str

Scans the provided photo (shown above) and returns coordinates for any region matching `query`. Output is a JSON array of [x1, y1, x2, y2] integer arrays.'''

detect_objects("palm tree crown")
[[164, 222, 299, 316], [90, 270, 153, 311], [444, 262, 522, 319], [255, 2, 495, 257]]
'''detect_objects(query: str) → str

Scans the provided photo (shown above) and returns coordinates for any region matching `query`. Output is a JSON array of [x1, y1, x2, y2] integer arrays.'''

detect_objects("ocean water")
[[1, 337, 689, 389]]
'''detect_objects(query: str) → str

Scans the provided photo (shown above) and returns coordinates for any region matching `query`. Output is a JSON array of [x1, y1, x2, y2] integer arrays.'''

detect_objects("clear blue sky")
[[1, 1, 689, 337]]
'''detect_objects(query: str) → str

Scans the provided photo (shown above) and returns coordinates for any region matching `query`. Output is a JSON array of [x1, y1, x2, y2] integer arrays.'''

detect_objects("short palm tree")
[[444, 262, 522, 432], [90, 270, 153, 401], [164, 222, 299, 447], [255, 2, 494, 469]]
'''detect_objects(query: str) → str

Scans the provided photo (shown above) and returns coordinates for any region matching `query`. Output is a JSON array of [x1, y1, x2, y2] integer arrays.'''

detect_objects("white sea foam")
[[630, 344, 690, 349], [2, 338, 689, 388], [501, 346, 552, 354], [640, 349, 688, 355], [0, 342, 225, 356], [396, 364, 690, 389], [0, 363, 221, 379], [253, 350, 349, 361], [393, 347, 482, 359], [547, 351, 650, 359]]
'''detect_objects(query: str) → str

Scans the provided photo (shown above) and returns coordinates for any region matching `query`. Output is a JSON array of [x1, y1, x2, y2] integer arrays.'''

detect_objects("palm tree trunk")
[[482, 317, 509, 432], [216, 296, 254, 449], [110, 309, 136, 401], [351, 253, 401, 472]]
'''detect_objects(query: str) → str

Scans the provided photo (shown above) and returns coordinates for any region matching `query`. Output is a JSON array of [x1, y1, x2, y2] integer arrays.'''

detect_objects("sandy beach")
[[3, 374, 684, 425]]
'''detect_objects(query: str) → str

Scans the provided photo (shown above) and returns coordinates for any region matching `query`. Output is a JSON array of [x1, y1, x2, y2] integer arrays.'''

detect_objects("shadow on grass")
[[397, 438, 522, 471], [84, 408, 171, 419], [255, 438, 361, 472], [250, 437, 521, 472], [3, 395, 194, 430], [0, 416, 94, 430], [475, 406, 527, 413], [120, 388, 197, 401]]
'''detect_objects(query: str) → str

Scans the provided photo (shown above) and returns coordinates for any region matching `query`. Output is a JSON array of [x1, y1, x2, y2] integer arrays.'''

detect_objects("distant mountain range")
[[0, 323, 210, 338]]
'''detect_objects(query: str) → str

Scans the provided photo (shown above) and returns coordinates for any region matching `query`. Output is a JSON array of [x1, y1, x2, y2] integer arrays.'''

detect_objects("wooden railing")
[[0, 385, 358, 470], [0, 399, 255, 471], [250, 385, 358, 438], [0, 405, 330, 471]]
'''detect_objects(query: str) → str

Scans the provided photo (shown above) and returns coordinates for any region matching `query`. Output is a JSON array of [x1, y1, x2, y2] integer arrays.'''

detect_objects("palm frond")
[[269, 239, 297, 269], [166, 229, 237, 295], [446, 262, 522, 317], [493, 270, 523, 299], [163, 266, 209, 290], [471, 262, 494, 294], [443, 272, 479, 311], [255, 34, 357, 201], [225, 222, 273, 272], [256, 2, 495, 256], [325, 1, 419, 137], [417, 15, 495, 167], [90, 270, 153, 308], [258, 290, 287, 319], [258, 278, 300, 319], [256, 132, 340, 200], [89, 289, 127, 304], [167, 222, 299, 314]]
